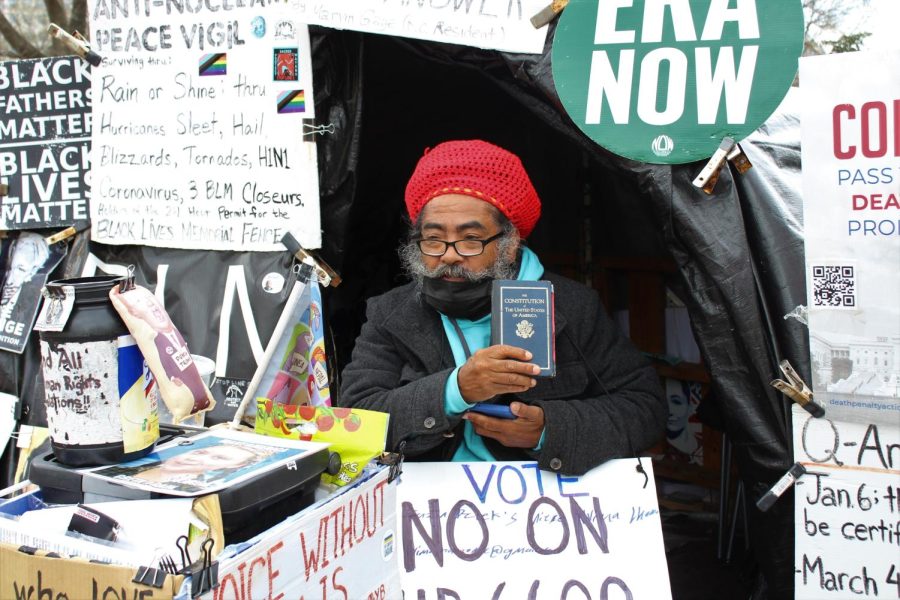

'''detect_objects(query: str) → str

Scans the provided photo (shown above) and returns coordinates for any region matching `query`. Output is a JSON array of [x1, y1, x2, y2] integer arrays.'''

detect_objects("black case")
[[27, 425, 332, 543]]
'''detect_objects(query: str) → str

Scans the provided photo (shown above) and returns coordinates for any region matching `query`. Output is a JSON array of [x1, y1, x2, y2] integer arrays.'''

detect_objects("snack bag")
[[255, 402, 388, 487], [110, 285, 215, 423]]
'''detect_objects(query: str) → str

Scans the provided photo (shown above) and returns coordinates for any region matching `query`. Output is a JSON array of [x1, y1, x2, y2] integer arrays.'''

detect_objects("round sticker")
[[552, 0, 804, 164], [261, 272, 285, 294], [251, 16, 266, 38]]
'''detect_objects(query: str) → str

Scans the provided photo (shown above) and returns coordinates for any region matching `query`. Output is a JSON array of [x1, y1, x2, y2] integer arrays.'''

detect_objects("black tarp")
[[0, 24, 808, 598]]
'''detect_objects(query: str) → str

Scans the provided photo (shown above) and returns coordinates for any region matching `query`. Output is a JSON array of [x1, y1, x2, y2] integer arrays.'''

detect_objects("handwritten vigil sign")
[[0, 57, 91, 230], [792, 407, 900, 599], [800, 50, 900, 426], [289, 0, 549, 54], [89, 2, 320, 251], [551, 0, 804, 164], [397, 460, 671, 599], [200, 467, 401, 600]]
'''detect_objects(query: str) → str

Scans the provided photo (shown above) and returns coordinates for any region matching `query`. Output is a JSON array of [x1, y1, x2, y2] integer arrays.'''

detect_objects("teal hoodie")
[[439, 246, 545, 462]]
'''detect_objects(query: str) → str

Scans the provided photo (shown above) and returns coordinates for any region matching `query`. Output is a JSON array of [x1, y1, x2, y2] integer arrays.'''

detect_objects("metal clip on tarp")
[[692, 137, 753, 194], [756, 462, 806, 512], [48, 23, 102, 66], [531, 0, 569, 28], [281, 232, 342, 287], [44, 222, 89, 246], [770, 359, 825, 418]]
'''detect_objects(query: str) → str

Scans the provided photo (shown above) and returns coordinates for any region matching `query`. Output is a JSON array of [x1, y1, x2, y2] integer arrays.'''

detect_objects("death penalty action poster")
[[795, 51, 900, 600], [89, 0, 320, 251], [800, 50, 900, 426]]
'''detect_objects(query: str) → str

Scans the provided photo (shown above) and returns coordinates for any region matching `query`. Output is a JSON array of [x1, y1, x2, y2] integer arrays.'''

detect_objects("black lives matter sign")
[[0, 56, 91, 229]]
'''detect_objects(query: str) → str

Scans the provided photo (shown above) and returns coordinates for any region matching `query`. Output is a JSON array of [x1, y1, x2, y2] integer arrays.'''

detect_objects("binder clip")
[[692, 137, 752, 194], [44, 222, 89, 246], [302, 122, 336, 142], [36, 283, 76, 332], [770, 359, 825, 418], [756, 462, 806, 512], [293, 261, 316, 285], [380, 440, 406, 483], [48, 23, 102, 66], [190, 538, 219, 597], [118, 265, 137, 293], [531, 0, 569, 28], [133, 550, 168, 589], [281, 232, 342, 287]]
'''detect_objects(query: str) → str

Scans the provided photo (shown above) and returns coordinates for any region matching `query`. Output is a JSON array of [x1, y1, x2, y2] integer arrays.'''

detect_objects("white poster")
[[201, 467, 400, 600], [799, 51, 900, 425], [89, 3, 321, 251], [793, 407, 900, 599], [290, 0, 549, 54], [397, 460, 671, 598]]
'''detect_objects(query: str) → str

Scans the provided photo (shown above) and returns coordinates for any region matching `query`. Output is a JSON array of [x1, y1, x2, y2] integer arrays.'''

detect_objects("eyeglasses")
[[416, 231, 504, 257]]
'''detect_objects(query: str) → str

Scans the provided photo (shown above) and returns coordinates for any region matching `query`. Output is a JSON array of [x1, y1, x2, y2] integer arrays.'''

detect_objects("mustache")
[[420, 262, 491, 281]]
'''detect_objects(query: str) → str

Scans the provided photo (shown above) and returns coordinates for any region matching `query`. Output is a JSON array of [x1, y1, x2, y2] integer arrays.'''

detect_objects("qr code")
[[812, 265, 856, 307]]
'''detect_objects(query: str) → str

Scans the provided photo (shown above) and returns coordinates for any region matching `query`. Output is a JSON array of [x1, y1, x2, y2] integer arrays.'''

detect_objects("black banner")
[[0, 57, 92, 230]]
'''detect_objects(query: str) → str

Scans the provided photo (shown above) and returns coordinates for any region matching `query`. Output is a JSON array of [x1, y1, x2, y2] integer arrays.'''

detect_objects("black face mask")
[[421, 277, 493, 320]]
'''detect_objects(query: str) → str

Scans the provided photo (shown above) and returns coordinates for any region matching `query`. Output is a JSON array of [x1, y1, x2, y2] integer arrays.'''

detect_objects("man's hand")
[[457, 344, 539, 402], [464, 402, 544, 448]]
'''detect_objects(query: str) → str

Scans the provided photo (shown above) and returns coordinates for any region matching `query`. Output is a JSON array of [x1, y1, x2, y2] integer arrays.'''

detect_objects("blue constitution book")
[[490, 280, 556, 377]]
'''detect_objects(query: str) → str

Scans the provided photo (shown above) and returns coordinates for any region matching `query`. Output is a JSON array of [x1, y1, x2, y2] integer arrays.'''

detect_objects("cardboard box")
[[0, 544, 184, 600]]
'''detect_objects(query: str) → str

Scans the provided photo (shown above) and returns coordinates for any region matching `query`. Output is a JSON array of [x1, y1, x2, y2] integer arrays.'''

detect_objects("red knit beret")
[[404, 140, 541, 238]]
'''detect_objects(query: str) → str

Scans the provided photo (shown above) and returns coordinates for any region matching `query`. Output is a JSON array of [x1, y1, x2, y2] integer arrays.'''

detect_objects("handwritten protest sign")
[[0, 57, 91, 230], [398, 460, 671, 599], [202, 468, 400, 600], [89, 3, 320, 251], [793, 407, 900, 599], [289, 0, 549, 54], [800, 50, 900, 425]]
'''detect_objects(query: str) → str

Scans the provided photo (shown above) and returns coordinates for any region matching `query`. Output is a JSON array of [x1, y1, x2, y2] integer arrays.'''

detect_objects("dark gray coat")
[[339, 272, 666, 475]]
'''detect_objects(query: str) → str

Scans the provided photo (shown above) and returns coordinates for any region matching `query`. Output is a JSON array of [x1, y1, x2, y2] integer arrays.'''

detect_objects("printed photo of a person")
[[0, 232, 50, 321], [0, 232, 67, 353], [109, 285, 215, 423], [93, 435, 293, 495]]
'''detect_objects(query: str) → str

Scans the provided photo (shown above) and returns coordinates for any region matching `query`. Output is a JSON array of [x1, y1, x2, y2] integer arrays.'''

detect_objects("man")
[[340, 140, 665, 475]]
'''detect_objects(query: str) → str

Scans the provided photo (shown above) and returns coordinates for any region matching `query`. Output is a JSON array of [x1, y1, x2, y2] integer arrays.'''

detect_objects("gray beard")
[[399, 237, 520, 286]]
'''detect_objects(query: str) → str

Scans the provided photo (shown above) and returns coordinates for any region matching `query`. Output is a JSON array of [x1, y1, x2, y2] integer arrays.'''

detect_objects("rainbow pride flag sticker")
[[277, 90, 306, 114], [199, 53, 227, 76]]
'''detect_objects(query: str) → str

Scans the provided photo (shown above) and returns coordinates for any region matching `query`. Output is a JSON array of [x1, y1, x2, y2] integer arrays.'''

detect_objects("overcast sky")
[[853, 0, 899, 51]]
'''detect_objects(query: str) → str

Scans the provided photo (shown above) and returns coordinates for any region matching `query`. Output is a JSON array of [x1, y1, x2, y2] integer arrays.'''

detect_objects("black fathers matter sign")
[[0, 56, 91, 230]]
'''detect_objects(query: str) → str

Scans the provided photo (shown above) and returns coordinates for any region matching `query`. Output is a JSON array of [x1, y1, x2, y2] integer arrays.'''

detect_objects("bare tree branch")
[[802, 0, 871, 56], [44, 0, 68, 29], [0, 9, 44, 58], [69, 0, 89, 39], [43, 0, 69, 54]]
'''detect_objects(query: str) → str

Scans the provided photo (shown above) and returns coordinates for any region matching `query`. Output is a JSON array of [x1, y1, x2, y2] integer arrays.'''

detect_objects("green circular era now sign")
[[552, 0, 804, 164]]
